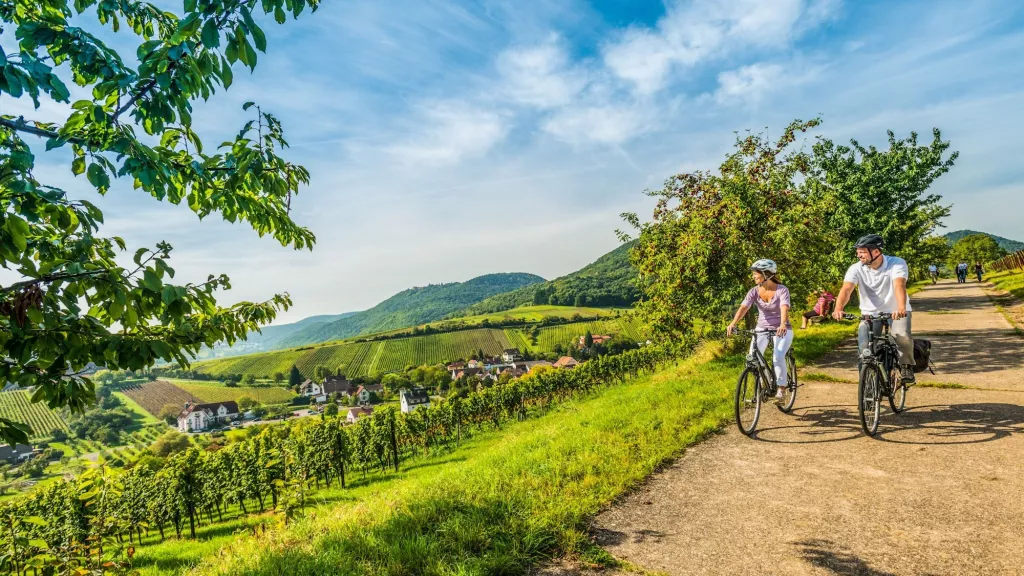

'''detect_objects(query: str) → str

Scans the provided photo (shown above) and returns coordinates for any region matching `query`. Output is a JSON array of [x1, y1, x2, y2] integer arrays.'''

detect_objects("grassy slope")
[[146, 323, 854, 576], [114, 392, 162, 425], [988, 270, 1024, 300]]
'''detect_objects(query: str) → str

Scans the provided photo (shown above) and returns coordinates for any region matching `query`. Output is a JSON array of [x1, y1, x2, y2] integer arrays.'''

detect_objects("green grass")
[[129, 322, 855, 576], [166, 380, 296, 405], [987, 270, 1024, 301], [114, 392, 162, 425], [915, 381, 969, 389], [0, 389, 69, 440], [801, 372, 855, 383]]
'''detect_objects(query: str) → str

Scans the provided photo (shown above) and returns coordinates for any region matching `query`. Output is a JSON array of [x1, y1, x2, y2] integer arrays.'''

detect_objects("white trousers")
[[749, 330, 794, 386]]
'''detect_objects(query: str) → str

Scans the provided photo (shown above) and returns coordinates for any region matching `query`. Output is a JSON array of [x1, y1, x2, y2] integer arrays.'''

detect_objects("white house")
[[346, 406, 373, 424], [353, 383, 383, 404], [501, 348, 523, 363], [178, 401, 240, 432], [400, 388, 431, 413], [300, 375, 354, 403]]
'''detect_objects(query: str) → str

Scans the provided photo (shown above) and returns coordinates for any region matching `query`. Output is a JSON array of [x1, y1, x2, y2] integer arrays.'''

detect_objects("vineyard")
[[0, 390, 69, 439], [172, 381, 296, 405], [194, 315, 647, 380], [120, 381, 199, 418]]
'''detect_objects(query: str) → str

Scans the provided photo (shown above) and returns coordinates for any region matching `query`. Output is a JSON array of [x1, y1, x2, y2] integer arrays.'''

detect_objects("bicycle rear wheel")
[[778, 352, 797, 413], [859, 365, 882, 436], [735, 368, 761, 436]]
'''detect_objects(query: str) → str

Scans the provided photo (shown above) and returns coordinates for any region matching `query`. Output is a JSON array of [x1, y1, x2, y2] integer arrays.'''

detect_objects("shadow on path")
[[797, 539, 899, 576], [753, 402, 1024, 445]]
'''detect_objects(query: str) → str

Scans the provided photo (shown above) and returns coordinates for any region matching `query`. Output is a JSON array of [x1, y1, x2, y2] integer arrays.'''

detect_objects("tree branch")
[[0, 117, 60, 140], [0, 270, 110, 296], [113, 78, 159, 121]]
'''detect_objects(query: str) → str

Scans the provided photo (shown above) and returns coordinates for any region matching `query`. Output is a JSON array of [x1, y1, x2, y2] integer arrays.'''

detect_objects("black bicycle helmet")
[[854, 234, 884, 250]]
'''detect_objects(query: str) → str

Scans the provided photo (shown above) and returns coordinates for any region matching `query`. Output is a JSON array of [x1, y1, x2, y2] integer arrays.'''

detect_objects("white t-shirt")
[[928, 265, 937, 272], [843, 255, 912, 314]]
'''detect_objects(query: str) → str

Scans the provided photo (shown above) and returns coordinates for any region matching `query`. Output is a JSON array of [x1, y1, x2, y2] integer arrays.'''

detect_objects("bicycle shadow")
[[796, 539, 899, 576], [752, 402, 1024, 445]]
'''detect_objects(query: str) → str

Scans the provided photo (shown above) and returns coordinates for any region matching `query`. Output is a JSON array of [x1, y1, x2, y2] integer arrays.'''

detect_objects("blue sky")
[[4, 0, 1024, 323]]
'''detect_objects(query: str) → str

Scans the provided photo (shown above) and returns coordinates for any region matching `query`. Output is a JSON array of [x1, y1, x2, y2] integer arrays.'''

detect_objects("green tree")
[[0, 0, 321, 444], [313, 365, 329, 381], [151, 430, 191, 457], [806, 128, 957, 277], [583, 330, 594, 348], [949, 234, 1005, 268], [289, 365, 303, 387], [622, 119, 836, 339], [324, 403, 339, 417], [242, 373, 257, 386], [272, 371, 285, 386], [237, 395, 259, 411], [158, 403, 181, 425]]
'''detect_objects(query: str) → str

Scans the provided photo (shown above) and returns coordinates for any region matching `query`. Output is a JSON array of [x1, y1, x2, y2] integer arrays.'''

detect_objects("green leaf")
[[72, 156, 85, 175], [243, 101, 255, 111], [184, 0, 198, 12], [0, 48, 6, 66], [241, 8, 267, 52], [28, 539, 48, 549], [274, 6, 286, 24], [22, 516, 47, 527], [201, 19, 220, 48], [143, 269, 162, 291], [221, 57, 234, 87]]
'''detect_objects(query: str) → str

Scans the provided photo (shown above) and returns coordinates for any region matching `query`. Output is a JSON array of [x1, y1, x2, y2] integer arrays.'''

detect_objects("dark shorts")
[[803, 310, 822, 319]]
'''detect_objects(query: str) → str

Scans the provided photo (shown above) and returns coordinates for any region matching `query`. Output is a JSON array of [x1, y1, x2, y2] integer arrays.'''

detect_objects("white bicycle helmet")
[[750, 259, 778, 274]]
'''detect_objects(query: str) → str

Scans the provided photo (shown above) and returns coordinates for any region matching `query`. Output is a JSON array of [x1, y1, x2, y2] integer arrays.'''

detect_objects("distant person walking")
[[975, 262, 984, 282], [928, 264, 939, 284], [957, 262, 968, 283]]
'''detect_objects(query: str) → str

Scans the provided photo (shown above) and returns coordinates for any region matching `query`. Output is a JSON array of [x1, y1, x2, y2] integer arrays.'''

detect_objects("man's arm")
[[893, 278, 908, 319], [832, 282, 857, 320]]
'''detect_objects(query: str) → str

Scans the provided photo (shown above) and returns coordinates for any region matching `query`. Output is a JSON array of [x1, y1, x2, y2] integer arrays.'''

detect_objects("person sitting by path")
[[727, 259, 793, 402], [974, 262, 984, 282], [801, 288, 835, 329], [832, 234, 917, 384]]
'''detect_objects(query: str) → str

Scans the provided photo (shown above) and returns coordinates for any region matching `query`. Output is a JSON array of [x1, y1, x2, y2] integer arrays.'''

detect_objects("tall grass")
[[163, 323, 854, 576]]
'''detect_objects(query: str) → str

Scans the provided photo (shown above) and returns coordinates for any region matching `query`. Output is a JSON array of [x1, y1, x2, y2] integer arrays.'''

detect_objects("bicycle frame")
[[859, 315, 899, 394], [740, 329, 780, 395]]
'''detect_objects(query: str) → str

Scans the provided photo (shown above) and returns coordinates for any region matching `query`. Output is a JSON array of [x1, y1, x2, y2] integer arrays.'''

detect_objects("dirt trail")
[[569, 279, 1024, 576]]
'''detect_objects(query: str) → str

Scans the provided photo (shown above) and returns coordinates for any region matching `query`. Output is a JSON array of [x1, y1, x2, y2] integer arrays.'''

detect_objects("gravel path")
[[565, 279, 1024, 576]]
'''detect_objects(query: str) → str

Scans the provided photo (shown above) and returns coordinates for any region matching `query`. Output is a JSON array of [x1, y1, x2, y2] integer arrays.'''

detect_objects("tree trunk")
[[188, 505, 196, 539]]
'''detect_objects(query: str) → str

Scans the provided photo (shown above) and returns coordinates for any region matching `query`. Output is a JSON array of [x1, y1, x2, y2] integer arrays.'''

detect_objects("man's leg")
[[892, 312, 915, 381]]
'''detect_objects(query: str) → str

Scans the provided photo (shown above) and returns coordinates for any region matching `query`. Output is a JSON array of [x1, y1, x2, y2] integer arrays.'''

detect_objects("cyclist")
[[727, 259, 792, 401], [928, 264, 938, 283], [831, 234, 916, 384]]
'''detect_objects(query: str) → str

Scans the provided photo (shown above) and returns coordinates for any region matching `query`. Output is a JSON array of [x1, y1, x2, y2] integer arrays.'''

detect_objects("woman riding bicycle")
[[726, 259, 793, 402]]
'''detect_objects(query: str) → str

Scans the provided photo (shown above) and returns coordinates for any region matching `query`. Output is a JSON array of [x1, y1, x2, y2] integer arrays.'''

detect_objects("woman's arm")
[[778, 305, 790, 336], [727, 304, 750, 335]]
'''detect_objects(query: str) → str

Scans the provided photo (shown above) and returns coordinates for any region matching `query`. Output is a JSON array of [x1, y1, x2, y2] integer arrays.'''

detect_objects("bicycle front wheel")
[[778, 352, 797, 413], [859, 365, 882, 436], [735, 368, 762, 436]]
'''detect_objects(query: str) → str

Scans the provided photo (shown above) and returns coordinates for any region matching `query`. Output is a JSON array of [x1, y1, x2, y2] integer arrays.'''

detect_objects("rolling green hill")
[[943, 230, 1024, 253], [276, 273, 545, 348], [202, 312, 359, 358], [193, 308, 646, 379], [458, 241, 639, 316]]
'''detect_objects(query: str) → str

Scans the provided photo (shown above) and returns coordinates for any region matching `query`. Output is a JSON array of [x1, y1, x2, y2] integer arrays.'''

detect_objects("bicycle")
[[732, 329, 798, 436], [842, 313, 907, 436]]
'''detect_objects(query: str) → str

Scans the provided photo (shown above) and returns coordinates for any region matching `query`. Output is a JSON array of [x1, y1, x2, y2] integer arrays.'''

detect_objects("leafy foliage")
[[806, 127, 957, 277], [461, 241, 640, 315], [948, 234, 1005, 267], [623, 119, 837, 340], [0, 0, 322, 443]]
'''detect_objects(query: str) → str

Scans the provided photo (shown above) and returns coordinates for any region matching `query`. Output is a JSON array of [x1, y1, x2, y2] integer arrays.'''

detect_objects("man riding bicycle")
[[832, 234, 916, 384], [928, 264, 938, 283]]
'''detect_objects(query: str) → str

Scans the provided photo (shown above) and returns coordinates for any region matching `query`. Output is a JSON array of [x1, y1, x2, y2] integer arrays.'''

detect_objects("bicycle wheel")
[[778, 352, 797, 413], [888, 366, 907, 413], [735, 368, 761, 436], [858, 365, 882, 436]]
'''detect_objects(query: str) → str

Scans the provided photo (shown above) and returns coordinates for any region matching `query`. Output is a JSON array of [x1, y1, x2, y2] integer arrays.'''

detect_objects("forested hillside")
[[459, 241, 639, 315], [943, 230, 1024, 253], [276, 273, 545, 347]]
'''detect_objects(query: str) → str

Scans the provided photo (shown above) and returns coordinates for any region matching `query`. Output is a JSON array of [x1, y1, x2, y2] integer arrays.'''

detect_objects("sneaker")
[[775, 389, 785, 402], [900, 366, 916, 384]]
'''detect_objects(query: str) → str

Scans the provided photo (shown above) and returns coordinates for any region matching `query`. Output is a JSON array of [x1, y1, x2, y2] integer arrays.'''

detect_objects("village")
[[171, 339, 608, 435]]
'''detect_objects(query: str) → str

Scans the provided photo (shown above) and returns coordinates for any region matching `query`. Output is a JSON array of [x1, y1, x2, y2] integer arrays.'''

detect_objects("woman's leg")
[[773, 330, 795, 387]]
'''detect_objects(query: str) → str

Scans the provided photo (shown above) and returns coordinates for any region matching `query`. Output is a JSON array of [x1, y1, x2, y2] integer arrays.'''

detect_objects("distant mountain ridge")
[[204, 312, 359, 358], [458, 241, 640, 316], [276, 273, 545, 348], [943, 230, 1024, 253]]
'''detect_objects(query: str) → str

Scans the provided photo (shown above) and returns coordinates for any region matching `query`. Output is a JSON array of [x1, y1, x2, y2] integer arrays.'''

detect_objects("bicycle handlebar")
[[841, 312, 893, 321]]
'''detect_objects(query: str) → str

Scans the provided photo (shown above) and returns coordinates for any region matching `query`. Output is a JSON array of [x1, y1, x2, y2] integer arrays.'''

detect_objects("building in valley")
[[178, 401, 240, 432]]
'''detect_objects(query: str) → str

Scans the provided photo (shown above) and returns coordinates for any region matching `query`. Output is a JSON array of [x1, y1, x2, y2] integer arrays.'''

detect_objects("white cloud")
[[495, 36, 586, 108], [601, 0, 838, 95], [715, 63, 786, 104], [543, 103, 654, 146], [384, 101, 509, 165]]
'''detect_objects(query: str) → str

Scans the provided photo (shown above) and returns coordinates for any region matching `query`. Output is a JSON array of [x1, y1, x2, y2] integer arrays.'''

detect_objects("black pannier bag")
[[913, 338, 934, 374]]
